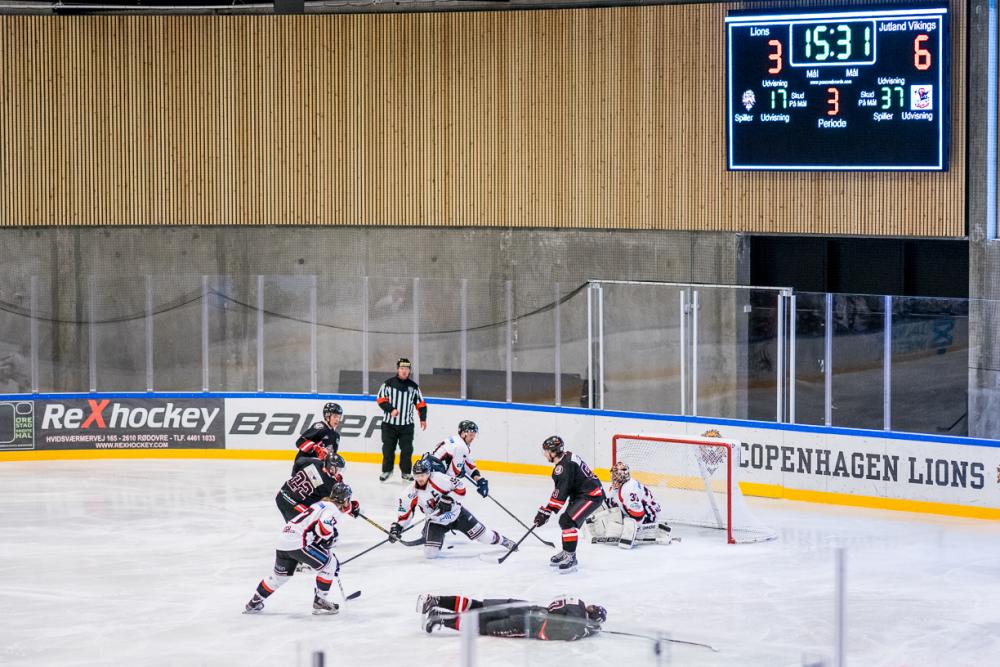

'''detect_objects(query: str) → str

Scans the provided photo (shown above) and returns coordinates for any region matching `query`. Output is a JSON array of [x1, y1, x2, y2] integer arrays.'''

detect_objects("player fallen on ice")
[[292, 402, 343, 469], [389, 458, 516, 557], [421, 419, 490, 497], [244, 483, 357, 616], [533, 435, 605, 573], [276, 449, 357, 522], [587, 462, 672, 548], [418, 593, 606, 640]]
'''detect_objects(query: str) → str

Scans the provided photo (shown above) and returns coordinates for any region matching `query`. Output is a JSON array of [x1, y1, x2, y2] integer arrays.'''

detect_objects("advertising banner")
[[34, 398, 225, 450], [0, 400, 34, 451]]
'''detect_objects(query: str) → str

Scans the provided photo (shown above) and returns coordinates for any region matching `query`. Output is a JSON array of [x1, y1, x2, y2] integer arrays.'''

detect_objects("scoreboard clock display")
[[726, 6, 949, 170]]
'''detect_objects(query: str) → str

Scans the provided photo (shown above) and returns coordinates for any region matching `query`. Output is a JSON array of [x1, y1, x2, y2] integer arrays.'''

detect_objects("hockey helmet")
[[541, 435, 565, 455], [329, 481, 352, 505], [323, 402, 344, 418], [412, 458, 432, 476], [457, 420, 479, 435], [610, 462, 631, 488], [326, 451, 346, 471], [585, 604, 607, 624], [396, 357, 412, 368]]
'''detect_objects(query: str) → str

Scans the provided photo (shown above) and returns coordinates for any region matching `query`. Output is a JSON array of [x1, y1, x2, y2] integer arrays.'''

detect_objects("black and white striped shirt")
[[376, 376, 427, 426]]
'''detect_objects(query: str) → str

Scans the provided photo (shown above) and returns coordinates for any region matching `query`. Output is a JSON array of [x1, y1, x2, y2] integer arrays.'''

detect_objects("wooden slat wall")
[[0, 5, 966, 235]]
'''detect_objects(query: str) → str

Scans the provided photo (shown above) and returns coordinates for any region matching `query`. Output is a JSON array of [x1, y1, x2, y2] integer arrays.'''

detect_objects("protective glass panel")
[[0, 277, 32, 393], [465, 280, 507, 402], [34, 275, 89, 393], [559, 284, 590, 408], [511, 281, 557, 405], [697, 286, 757, 420], [831, 293, 885, 430], [206, 276, 258, 392], [368, 277, 416, 392], [262, 275, 314, 393], [91, 276, 147, 392], [151, 274, 203, 392], [601, 282, 682, 414], [890, 296, 968, 435], [316, 277, 364, 394], [417, 278, 463, 399], [792, 292, 828, 425]]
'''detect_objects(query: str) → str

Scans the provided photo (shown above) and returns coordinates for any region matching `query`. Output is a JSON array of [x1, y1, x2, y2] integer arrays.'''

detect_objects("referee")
[[376, 357, 427, 481]]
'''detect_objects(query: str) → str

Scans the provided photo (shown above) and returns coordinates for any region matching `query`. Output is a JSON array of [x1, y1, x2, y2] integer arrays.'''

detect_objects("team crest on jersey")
[[554, 465, 563, 475]]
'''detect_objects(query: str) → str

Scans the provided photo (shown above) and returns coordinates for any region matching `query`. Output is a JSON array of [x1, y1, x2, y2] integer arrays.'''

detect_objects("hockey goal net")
[[612, 433, 777, 544]]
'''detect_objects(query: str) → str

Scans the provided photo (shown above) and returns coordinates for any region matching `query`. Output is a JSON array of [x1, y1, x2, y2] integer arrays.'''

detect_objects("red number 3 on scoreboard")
[[768, 39, 783, 74]]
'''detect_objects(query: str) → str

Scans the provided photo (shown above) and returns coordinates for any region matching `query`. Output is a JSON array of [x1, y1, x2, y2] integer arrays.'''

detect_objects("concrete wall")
[[0, 226, 749, 397]]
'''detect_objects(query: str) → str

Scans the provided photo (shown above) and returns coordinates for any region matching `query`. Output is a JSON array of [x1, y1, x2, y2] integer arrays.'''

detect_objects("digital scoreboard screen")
[[726, 6, 949, 171]]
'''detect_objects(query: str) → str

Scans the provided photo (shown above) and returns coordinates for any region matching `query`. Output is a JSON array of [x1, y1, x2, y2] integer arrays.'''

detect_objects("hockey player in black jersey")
[[418, 593, 606, 640], [292, 402, 343, 469], [533, 435, 605, 573], [276, 450, 359, 522]]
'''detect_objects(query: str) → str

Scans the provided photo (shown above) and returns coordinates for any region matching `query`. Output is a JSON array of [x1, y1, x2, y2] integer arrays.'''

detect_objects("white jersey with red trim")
[[277, 500, 340, 552], [608, 478, 661, 524], [430, 435, 480, 478], [397, 471, 468, 527]]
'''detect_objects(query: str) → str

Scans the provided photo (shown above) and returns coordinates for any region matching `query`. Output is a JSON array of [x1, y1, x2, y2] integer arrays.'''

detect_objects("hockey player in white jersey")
[[423, 420, 490, 497], [388, 458, 515, 558], [587, 462, 672, 549], [244, 482, 356, 615]]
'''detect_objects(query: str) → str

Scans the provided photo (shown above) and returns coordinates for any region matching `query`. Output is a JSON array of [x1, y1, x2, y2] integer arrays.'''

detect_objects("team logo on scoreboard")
[[741, 89, 756, 111], [910, 85, 933, 110]]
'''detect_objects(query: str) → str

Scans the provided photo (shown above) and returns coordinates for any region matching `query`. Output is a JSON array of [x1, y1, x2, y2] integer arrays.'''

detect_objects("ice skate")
[[243, 594, 264, 614], [423, 610, 447, 633], [312, 595, 340, 615], [557, 552, 578, 574], [416, 593, 440, 614], [549, 550, 570, 567]]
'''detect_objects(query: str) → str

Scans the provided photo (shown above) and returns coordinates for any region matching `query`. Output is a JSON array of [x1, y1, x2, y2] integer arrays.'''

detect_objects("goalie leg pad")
[[587, 507, 623, 540], [618, 518, 639, 549]]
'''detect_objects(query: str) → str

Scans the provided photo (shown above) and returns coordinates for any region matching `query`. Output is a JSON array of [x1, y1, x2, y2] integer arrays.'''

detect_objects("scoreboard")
[[726, 6, 949, 171]]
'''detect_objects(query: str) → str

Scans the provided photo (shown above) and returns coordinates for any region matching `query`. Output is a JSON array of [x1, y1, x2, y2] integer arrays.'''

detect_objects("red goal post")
[[611, 433, 777, 544]]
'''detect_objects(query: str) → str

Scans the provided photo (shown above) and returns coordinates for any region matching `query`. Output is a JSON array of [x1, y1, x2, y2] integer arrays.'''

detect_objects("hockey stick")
[[463, 474, 556, 549], [341, 519, 426, 566], [358, 512, 425, 547], [602, 630, 718, 653], [497, 525, 536, 564], [335, 577, 361, 603]]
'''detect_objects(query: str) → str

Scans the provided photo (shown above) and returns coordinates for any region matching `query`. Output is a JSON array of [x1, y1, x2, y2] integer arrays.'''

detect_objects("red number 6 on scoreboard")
[[914, 34, 931, 71]]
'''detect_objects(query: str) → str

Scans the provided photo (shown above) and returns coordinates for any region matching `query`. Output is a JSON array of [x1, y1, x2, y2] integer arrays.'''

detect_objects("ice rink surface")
[[1, 459, 999, 666]]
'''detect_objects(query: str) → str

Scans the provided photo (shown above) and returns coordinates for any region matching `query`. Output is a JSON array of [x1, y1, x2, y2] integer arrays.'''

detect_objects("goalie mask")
[[610, 462, 631, 489]]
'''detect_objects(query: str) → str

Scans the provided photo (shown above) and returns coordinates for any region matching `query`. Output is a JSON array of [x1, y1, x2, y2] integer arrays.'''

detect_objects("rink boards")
[[1, 393, 999, 520]]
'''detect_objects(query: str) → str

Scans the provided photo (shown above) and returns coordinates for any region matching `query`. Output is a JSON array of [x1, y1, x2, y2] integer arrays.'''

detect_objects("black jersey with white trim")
[[544, 452, 604, 513], [295, 421, 340, 458], [279, 457, 339, 506]]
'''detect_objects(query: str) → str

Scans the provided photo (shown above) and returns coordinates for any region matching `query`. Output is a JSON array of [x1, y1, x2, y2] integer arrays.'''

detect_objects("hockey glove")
[[388, 522, 403, 543], [435, 496, 455, 515], [534, 507, 552, 527], [475, 477, 489, 498], [342, 500, 361, 518], [314, 446, 329, 461]]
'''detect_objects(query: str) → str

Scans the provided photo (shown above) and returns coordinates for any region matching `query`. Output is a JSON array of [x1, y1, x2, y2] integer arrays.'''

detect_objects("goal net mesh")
[[612, 433, 777, 544]]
